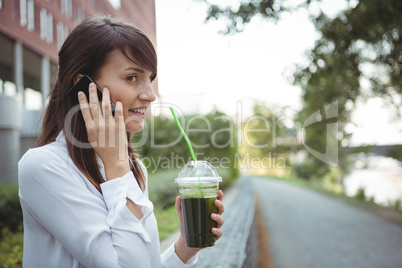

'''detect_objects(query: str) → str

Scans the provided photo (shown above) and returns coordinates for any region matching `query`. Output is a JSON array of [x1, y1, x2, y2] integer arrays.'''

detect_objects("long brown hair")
[[38, 15, 157, 192]]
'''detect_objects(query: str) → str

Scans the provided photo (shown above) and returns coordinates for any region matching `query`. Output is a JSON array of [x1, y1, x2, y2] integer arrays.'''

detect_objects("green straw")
[[169, 107, 197, 162], [169, 107, 204, 198]]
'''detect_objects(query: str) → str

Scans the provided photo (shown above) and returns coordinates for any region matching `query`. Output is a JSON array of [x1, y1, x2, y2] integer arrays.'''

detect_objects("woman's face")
[[95, 50, 156, 132]]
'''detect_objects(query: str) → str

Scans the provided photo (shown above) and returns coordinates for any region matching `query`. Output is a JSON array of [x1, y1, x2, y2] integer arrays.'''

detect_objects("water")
[[344, 156, 402, 205]]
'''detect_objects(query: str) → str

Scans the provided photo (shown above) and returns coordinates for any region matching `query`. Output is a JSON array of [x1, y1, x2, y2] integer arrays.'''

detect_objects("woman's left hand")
[[174, 190, 225, 263], [210, 190, 225, 239]]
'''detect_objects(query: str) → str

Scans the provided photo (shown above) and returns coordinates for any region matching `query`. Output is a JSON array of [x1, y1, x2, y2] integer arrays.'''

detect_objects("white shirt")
[[18, 132, 197, 268]]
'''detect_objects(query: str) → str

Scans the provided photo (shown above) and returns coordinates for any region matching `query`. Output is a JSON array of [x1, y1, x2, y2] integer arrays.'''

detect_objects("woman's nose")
[[139, 82, 157, 103]]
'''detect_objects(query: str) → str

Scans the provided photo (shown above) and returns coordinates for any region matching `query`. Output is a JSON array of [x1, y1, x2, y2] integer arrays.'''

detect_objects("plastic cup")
[[175, 161, 222, 248]]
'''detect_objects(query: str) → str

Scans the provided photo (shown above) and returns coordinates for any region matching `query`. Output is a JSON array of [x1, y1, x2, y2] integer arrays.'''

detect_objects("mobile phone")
[[68, 75, 115, 116]]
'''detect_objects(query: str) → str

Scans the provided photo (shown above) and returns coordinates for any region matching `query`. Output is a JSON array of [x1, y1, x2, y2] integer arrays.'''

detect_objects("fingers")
[[78, 91, 92, 122], [102, 87, 112, 118], [212, 227, 223, 240], [211, 213, 224, 228], [217, 190, 224, 201], [89, 83, 100, 122], [212, 191, 225, 240], [175, 196, 182, 216], [215, 199, 225, 215], [115, 101, 125, 131], [175, 196, 185, 236]]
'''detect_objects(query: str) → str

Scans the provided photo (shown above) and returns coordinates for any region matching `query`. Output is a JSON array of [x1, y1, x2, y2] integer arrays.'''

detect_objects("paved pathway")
[[253, 176, 402, 268]]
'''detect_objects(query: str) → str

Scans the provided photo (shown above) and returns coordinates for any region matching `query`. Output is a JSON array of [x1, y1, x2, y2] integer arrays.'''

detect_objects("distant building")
[[0, 0, 157, 182]]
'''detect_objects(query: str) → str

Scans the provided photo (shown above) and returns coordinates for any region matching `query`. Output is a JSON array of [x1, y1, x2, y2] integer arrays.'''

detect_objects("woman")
[[18, 15, 224, 267]]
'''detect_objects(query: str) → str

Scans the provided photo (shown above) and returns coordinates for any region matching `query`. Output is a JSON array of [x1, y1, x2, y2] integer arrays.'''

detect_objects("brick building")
[[0, 0, 157, 182]]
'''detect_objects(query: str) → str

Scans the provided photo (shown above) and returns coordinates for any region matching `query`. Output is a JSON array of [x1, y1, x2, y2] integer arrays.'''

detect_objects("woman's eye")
[[127, 76, 137, 82], [150, 74, 156, 83]]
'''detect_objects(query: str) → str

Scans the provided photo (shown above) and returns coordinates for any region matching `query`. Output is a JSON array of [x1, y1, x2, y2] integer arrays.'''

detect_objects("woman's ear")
[[73, 74, 84, 85]]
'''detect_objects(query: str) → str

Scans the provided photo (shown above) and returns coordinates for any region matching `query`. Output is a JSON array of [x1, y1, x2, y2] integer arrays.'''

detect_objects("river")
[[344, 156, 402, 206]]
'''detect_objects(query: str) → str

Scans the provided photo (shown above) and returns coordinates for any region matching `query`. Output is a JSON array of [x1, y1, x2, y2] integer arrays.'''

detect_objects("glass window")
[[27, 0, 34, 31], [47, 13, 53, 44], [64, 25, 69, 41], [67, 0, 73, 19], [76, 6, 85, 24], [56, 22, 69, 48], [23, 46, 42, 108], [20, 0, 27, 26], [4, 81, 17, 96], [61, 0, 73, 19], [24, 87, 42, 110], [40, 8, 47, 40], [0, 33, 14, 83], [57, 21, 63, 48], [60, 0, 65, 15]]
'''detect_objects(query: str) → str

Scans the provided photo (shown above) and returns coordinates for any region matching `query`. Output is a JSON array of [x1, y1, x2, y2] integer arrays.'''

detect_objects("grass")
[[0, 227, 23, 268], [154, 206, 180, 241]]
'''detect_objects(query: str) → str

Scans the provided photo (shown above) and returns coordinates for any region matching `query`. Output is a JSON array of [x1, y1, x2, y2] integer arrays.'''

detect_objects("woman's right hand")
[[78, 83, 130, 180]]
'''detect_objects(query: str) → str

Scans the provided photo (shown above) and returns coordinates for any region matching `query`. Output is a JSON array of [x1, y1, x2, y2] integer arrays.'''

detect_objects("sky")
[[152, 0, 402, 146]]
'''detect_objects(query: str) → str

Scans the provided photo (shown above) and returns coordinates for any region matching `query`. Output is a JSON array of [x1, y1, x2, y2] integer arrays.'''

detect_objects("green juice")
[[181, 197, 217, 248], [175, 165, 222, 248]]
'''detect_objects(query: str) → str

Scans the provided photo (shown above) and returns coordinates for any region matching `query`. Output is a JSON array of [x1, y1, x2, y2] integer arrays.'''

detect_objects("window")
[[3, 81, 17, 96], [0, 0, 3, 10], [24, 88, 43, 110], [27, 0, 34, 31], [47, 13, 53, 44], [109, 0, 121, 9], [40, 8, 47, 40], [40, 9, 54, 44], [61, 0, 72, 19], [75, 6, 85, 24], [57, 21, 69, 48], [20, 0, 27, 26], [57, 21, 63, 48], [67, 0, 72, 19], [64, 25, 69, 41]]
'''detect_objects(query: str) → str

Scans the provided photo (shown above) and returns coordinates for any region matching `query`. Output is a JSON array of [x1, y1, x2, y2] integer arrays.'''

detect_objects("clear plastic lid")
[[175, 161, 222, 184]]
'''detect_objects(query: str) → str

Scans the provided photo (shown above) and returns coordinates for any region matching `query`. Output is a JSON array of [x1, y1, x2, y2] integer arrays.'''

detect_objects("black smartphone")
[[68, 75, 115, 116]]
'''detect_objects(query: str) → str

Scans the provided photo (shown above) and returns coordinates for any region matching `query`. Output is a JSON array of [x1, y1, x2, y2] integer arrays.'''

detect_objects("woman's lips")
[[128, 108, 146, 118]]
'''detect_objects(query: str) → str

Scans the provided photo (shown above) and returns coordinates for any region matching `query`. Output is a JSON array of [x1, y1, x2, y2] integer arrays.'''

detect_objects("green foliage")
[[148, 169, 180, 210], [292, 160, 319, 180], [386, 145, 402, 162], [133, 110, 239, 178], [154, 206, 180, 241], [201, 0, 402, 183], [388, 198, 402, 211], [238, 102, 294, 174], [293, 0, 402, 181], [203, 0, 307, 34], [0, 183, 23, 234], [0, 183, 24, 267], [0, 227, 23, 268], [354, 187, 368, 201]]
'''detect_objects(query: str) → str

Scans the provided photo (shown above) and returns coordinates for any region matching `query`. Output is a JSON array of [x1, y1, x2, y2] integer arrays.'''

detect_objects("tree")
[[239, 101, 297, 175], [200, 0, 402, 182], [201, 0, 314, 34]]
